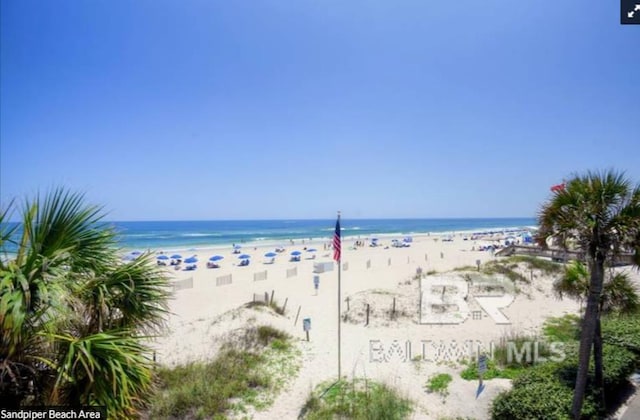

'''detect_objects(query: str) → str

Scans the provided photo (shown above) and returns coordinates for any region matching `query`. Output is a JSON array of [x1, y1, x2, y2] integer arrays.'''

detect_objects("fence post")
[[392, 297, 396, 319], [366, 304, 370, 326], [270, 290, 275, 305], [294, 305, 301, 326], [282, 297, 288, 313]]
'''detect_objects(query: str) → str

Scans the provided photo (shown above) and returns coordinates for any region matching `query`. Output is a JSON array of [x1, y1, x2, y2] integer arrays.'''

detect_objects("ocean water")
[[108, 218, 537, 252]]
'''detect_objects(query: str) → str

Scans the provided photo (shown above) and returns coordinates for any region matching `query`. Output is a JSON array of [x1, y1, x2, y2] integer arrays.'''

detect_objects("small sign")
[[313, 275, 320, 290], [478, 354, 488, 375], [303, 318, 311, 332]]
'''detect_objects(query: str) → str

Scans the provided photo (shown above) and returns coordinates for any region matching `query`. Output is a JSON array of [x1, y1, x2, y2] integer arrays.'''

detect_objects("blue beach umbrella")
[[185, 257, 198, 264], [238, 254, 251, 259], [157, 255, 169, 260], [234, 244, 242, 249], [171, 254, 182, 259], [306, 248, 317, 252], [264, 252, 277, 258], [209, 255, 224, 261], [291, 250, 302, 256], [131, 250, 142, 256]]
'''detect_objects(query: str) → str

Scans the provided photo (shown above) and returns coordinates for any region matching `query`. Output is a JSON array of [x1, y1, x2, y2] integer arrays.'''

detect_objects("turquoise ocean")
[[107, 218, 537, 252]]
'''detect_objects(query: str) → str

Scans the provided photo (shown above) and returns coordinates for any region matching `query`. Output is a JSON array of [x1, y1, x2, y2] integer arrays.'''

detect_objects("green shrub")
[[257, 325, 289, 345], [425, 373, 452, 396], [561, 343, 637, 388], [460, 358, 521, 380], [602, 314, 640, 354], [490, 362, 598, 420]]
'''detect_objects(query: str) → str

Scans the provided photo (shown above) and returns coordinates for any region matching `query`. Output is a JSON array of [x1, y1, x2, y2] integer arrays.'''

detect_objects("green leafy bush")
[[602, 314, 640, 353], [490, 362, 598, 420], [425, 373, 452, 396]]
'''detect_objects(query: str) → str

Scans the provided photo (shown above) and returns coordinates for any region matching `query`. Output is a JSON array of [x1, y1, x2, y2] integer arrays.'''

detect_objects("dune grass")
[[300, 378, 413, 420], [147, 325, 299, 419]]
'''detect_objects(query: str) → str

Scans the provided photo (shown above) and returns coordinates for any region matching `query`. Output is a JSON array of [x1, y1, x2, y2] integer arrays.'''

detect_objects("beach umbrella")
[[170, 254, 182, 259], [234, 244, 242, 249], [185, 257, 198, 264], [306, 248, 317, 252], [130, 250, 142, 256], [264, 252, 277, 258], [157, 255, 169, 260], [238, 254, 251, 259], [209, 255, 224, 261], [291, 250, 302, 256]]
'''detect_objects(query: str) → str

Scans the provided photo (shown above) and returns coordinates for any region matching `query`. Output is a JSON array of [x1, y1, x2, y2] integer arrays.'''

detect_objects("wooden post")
[[392, 298, 396, 319], [366, 304, 370, 326], [346, 297, 350, 311], [306, 330, 309, 341], [265, 292, 269, 303], [282, 297, 288, 313], [270, 290, 275, 305], [294, 305, 301, 326]]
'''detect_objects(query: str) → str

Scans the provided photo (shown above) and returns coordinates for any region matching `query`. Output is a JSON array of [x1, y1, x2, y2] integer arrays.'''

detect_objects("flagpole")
[[337, 211, 342, 381]]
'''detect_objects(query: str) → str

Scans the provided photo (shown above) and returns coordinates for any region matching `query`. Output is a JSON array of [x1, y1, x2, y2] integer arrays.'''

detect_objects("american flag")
[[333, 217, 341, 262]]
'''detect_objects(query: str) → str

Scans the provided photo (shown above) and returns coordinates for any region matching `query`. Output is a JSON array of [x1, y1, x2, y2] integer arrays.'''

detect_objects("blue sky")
[[2, 1, 638, 221]]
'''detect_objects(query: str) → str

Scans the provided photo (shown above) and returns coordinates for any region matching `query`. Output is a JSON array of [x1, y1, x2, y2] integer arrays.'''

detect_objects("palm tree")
[[538, 170, 640, 419], [0, 189, 171, 417], [554, 260, 639, 314]]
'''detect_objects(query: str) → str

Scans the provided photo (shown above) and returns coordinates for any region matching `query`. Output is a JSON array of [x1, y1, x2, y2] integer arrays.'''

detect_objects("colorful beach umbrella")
[[209, 255, 224, 261]]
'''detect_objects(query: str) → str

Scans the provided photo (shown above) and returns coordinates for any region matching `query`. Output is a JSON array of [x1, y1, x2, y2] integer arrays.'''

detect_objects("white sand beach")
[[149, 234, 639, 419]]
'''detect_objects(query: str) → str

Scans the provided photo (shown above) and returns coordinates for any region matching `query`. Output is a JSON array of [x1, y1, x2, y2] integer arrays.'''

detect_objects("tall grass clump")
[[300, 378, 413, 420], [148, 325, 298, 419]]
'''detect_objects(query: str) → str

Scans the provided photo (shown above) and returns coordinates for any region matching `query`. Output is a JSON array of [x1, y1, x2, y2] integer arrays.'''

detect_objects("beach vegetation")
[[481, 260, 529, 284], [537, 169, 640, 418], [425, 373, 452, 397], [554, 261, 639, 314], [488, 313, 640, 418], [453, 265, 476, 272], [246, 298, 287, 315], [543, 314, 581, 342], [148, 324, 299, 418], [506, 255, 564, 275], [0, 189, 171, 418], [299, 378, 413, 420]]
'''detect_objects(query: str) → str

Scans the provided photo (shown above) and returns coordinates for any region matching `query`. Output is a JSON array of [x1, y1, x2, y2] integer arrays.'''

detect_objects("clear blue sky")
[[2, 1, 638, 221]]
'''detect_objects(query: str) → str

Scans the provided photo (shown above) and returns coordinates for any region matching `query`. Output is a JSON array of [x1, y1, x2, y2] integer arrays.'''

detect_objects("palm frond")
[[46, 331, 153, 419]]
